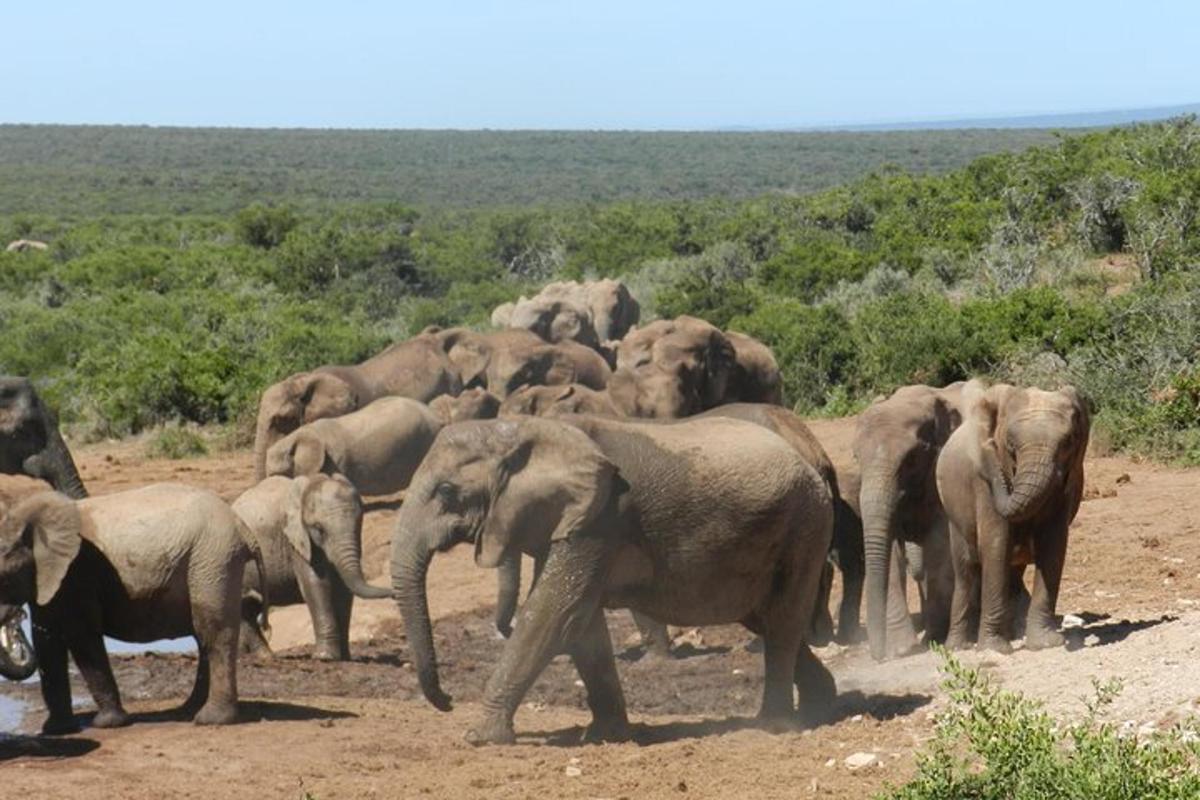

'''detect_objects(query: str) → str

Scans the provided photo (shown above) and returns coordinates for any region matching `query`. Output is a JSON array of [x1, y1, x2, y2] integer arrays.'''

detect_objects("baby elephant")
[[234, 474, 392, 661], [265, 396, 442, 496], [0, 484, 262, 734]]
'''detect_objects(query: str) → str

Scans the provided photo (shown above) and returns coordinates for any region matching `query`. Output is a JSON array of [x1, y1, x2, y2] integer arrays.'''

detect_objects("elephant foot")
[[193, 702, 239, 726], [833, 622, 864, 646], [41, 714, 81, 736], [884, 636, 922, 660], [494, 623, 513, 640], [945, 630, 973, 651], [795, 664, 837, 728], [312, 647, 348, 662], [977, 633, 1013, 655], [755, 712, 802, 734], [809, 612, 835, 648], [1024, 627, 1064, 651], [584, 714, 631, 744], [92, 707, 131, 729], [464, 717, 516, 747]]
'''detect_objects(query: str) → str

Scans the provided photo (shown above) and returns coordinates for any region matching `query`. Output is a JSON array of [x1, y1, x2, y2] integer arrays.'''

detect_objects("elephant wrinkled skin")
[[391, 416, 835, 745]]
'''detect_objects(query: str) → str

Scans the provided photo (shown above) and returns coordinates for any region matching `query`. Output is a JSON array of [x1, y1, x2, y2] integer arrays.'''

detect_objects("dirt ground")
[[3, 416, 1200, 799]]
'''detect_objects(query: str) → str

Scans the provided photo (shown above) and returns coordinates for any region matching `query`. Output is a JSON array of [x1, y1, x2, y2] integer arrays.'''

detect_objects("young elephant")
[[392, 416, 835, 745], [265, 396, 443, 497], [0, 485, 262, 733], [234, 474, 392, 661], [936, 381, 1089, 653], [499, 383, 624, 419]]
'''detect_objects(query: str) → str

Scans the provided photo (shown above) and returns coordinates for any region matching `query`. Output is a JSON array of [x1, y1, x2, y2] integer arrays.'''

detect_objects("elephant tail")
[[237, 519, 271, 638]]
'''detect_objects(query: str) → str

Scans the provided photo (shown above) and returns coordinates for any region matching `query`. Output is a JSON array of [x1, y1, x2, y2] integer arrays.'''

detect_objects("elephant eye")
[[434, 483, 458, 505]]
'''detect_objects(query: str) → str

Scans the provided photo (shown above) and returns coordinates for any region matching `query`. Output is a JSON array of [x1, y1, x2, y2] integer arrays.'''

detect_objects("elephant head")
[[507, 296, 600, 350], [0, 377, 87, 500], [254, 371, 359, 480], [855, 383, 963, 661], [283, 475, 391, 600], [610, 317, 735, 417], [390, 418, 616, 710], [0, 491, 82, 608], [428, 388, 501, 425], [499, 383, 623, 418], [264, 429, 333, 479], [963, 381, 1089, 523], [585, 279, 640, 342]]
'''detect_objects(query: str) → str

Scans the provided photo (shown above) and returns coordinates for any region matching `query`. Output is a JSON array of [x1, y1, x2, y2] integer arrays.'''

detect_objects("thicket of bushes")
[[2, 119, 1200, 460]]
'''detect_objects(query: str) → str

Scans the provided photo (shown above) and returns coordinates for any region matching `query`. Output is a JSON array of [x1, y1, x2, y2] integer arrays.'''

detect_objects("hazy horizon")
[[5, 1, 1199, 130]]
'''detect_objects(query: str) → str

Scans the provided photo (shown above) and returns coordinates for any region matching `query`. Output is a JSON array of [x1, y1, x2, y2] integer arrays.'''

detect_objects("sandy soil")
[[2, 418, 1199, 799]]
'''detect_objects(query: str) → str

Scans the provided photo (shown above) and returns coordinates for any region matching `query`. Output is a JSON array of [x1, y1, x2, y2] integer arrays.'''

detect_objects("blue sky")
[[4, 1, 1196, 129]]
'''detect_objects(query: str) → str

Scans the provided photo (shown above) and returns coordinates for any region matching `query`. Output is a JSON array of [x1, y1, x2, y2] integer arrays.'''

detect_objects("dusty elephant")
[[253, 332, 463, 479], [499, 383, 624, 419], [499, 279, 640, 342], [609, 316, 737, 418], [429, 388, 501, 425], [0, 485, 263, 733], [725, 332, 784, 405], [265, 397, 443, 497], [856, 383, 964, 661], [936, 381, 1089, 653], [5, 239, 48, 253], [503, 295, 601, 350], [436, 328, 611, 399], [234, 474, 392, 661], [391, 415, 836, 744]]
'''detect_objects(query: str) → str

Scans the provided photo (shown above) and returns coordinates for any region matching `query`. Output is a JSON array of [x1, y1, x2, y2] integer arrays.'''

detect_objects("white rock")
[[844, 752, 878, 770], [850, 714, 863, 723], [1061, 614, 1084, 629], [824, 758, 836, 768], [565, 766, 582, 777], [574, 680, 585, 688], [732, 669, 745, 676], [1084, 634, 1101, 647]]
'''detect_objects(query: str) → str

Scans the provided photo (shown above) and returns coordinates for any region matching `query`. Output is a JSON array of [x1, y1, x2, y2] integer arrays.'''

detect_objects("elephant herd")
[[0, 278, 1095, 746]]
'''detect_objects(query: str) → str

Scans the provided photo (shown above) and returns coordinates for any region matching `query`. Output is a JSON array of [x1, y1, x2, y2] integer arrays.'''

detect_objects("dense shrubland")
[[2, 119, 1200, 459]]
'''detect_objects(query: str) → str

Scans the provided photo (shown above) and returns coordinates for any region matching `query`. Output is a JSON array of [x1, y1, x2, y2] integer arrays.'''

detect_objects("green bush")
[[883, 649, 1200, 800], [145, 426, 209, 459]]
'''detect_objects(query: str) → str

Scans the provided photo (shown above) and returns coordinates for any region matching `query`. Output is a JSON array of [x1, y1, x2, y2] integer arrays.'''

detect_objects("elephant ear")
[[301, 373, 358, 422], [283, 476, 314, 563], [290, 432, 328, 476], [966, 382, 1018, 479], [476, 420, 615, 568], [449, 340, 491, 390], [10, 492, 82, 606]]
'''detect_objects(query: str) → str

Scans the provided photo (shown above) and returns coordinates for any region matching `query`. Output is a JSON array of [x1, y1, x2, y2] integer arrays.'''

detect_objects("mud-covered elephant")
[[0, 377, 87, 500], [609, 316, 737, 418], [856, 383, 964, 661], [936, 381, 1089, 653], [495, 279, 640, 343], [502, 295, 601, 350], [391, 415, 836, 744], [499, 383, 624, 419], [0, 485, 263, 733], [234, 474, 392, 661], [435, 328, 611, 399], [253, 332, 463, 479], [266, 397, 447, 497]]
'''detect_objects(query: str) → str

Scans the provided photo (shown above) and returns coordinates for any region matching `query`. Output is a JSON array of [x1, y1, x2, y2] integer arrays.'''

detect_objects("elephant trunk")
[[253, 410, 276, 482], [391, 527, 453, 711], [328, 535, 393, 600], [494, 550, 522, 638], [986, 444, 1056, 523], [862, 468, 900, 662], [42, 422, 87, 499]]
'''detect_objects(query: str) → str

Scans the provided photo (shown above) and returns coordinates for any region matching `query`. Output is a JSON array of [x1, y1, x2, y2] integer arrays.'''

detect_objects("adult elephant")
[[234, 474, 392, 661], [435, 328, 610, 399], [495, 279, 640, 343], [391, 416, 836, 744], [0, 376, 86, 682], [936, 381, 1089, 653], [609, 316, 737, 418], [725, 332, 784, 406], [503, 295, 601, 350], [0, 377, 87, 500], [0, 485, 263, 733], [253, 332, 463, 480], [856, 383, 964, 661]]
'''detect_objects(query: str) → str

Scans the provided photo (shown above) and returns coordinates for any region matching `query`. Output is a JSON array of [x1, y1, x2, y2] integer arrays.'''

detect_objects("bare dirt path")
[[2, 419, 1199, 799]]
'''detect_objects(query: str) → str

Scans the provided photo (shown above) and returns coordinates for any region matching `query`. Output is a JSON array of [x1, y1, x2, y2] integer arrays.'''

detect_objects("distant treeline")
[[2, 119, 1200, 462], [0, 125, 1059, 214]]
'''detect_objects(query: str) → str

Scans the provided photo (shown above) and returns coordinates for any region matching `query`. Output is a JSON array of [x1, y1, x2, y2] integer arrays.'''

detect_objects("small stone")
[[574, 680, 585, 688], [732, 669, 745, 676], [850, 714, 863, 723], [844, 752, 877, 770], [824, 758, 836, 768], [565, 766, 582, 777], [1061, 614, 1084, 629], [1084, 634, 1101, 647]]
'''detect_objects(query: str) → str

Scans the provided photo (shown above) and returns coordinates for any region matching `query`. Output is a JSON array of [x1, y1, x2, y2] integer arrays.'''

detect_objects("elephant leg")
[[296, 558, 348, 661], [977, 512, 1013, 654], [568, 608, 630, 743], [920, 518, 953, 645], [833, 503, 864, 643], [945, 520, 980, 650], [466, 538, 610, 746], [885, 540, 919, 658], [331, 584, 354, 660], [809, 560, 835, 647], [631, 610, 671, 659], [494, 551, 522, 639], [190, 601, 240, 725], [239, 594, 272, 659], [794, 644, 837, 727], [33, 621, 79, 735], [183, 649, 210, 713], [67, 631, 129, 729], [1009, 565, 1030, 639], [1025, 520, 1068, 650]]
